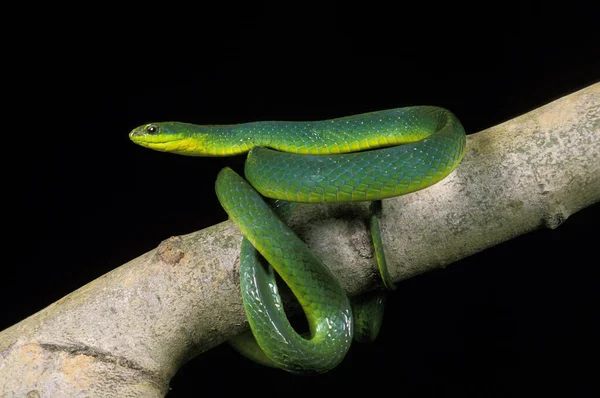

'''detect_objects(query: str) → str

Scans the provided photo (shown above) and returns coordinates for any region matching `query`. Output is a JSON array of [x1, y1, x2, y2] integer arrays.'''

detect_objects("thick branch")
[[1, 83, 598, 396]]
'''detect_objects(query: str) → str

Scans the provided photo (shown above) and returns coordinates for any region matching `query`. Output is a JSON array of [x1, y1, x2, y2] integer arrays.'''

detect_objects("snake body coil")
[[130, 106, 466, 373]]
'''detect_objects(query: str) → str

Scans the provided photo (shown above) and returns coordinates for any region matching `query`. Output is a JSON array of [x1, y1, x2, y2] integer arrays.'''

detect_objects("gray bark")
[[1, 83, 598, 397]]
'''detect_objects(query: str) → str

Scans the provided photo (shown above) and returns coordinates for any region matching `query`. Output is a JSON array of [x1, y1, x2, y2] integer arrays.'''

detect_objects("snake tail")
[[351, 291, 387, 344]]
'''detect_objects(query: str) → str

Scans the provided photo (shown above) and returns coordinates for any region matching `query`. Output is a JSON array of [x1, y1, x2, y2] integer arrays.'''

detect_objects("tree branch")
[[1, 83, 598, 396]]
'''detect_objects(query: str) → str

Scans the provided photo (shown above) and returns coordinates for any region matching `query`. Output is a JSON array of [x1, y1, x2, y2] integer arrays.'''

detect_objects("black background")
[[3, 3, 599, 397]]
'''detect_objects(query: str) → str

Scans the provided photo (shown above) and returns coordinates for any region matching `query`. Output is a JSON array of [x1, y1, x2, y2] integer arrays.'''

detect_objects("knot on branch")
[[156, 236, 185, 265]]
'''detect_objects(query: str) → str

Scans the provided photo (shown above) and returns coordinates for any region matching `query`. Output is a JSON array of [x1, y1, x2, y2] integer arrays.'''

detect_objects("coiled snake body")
[[130, 106, 466, 373]]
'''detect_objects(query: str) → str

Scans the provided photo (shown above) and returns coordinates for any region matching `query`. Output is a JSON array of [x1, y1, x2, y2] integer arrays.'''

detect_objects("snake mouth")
[[130, 136, 188, 152], [129, 131, 178, 144]]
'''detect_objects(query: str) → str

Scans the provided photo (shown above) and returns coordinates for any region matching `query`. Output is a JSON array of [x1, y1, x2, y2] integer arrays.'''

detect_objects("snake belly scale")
[[130, 105, 466, 373]]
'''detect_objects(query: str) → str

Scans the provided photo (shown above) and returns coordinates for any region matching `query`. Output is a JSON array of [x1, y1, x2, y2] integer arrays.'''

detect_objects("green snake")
[[129, 106, 466, 373]]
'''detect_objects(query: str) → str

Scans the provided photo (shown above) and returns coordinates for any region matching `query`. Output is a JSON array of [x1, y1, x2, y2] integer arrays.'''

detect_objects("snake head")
[[129, 122, 209, 155]]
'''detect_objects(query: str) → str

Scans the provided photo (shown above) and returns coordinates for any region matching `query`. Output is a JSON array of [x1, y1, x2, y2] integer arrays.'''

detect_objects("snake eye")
[[146, 124, 159, 135]]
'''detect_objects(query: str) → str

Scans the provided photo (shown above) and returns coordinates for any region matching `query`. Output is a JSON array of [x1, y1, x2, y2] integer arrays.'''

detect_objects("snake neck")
[[195, 121, 314, 156], [171, 122, 286, 156], [186, 124, 258, 156]]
